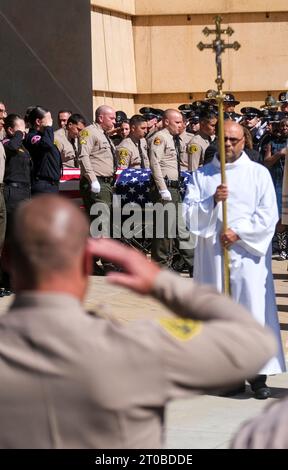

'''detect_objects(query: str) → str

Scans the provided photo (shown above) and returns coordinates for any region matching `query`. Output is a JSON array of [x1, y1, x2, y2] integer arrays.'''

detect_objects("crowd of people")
[[0, 91, 287, 448]]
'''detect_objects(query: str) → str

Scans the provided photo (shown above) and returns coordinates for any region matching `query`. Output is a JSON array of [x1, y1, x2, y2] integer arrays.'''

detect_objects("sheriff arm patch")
[[156, 317, 202, 341]]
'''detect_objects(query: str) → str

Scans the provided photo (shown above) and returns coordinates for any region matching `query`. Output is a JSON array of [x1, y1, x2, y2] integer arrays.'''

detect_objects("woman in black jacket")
[[25, 106, 62, 194], [2, 114, 32, 228], [1, 114, 32, 295]]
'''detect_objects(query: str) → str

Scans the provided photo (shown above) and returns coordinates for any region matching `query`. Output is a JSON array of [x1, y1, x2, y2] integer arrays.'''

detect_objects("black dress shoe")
[[253, 386, 271, 400], [93, 263, 105, 276], [2, 288, 12, 296], [103, 263, 121, 275], [220, 383, 246, 396]]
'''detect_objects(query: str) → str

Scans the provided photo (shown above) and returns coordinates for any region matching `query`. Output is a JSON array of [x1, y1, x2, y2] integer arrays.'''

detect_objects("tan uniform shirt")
[[0, 142, 5, 183], [149, 128, 179, 191], [116, 137, 149, 170], [281, 148, 288, 224], [54, 128, 79, 168], [79, 123, 115, 183], [180, 130, 194, 171], [146, 127, 158, 146], [0, 129, 6, 141], [187, 132, 215, 171], [0, 271, 275, 448]]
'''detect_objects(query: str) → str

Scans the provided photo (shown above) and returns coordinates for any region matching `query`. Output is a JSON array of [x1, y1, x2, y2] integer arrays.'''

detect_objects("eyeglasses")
[[224, 136, 244, 145], [0, 109, 6, 113]]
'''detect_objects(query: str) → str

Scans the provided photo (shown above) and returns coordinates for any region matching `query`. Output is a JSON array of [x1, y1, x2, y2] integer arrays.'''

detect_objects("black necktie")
[[173, 134, 181, 178], [70, 138, 79, 168], [138, 141, 145, 169], [104, 132, 117, 171]]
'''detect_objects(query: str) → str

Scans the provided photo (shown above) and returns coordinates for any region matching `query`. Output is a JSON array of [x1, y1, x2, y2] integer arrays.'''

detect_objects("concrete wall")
[[135, 0, 288, 15], [133, 11, 288, 109], [91, 0, 135, 15], [91, 1, 288, 115], [91, 6, 136, 115], [0, 0, 93, 123]]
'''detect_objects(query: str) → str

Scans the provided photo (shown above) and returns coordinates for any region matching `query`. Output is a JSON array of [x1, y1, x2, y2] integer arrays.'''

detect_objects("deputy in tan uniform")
[[0, 195, 276, 448], [54, 113, 86, 168], [179, 116, 194, 171], [278, 91, 288, 114], [78, 105, 116, 239], [187, 110, 217, 170], [140, 108, 164, 146], [116, 114, 149, 169], [0, 101, 7, 140], [149, 109, 194, 273], [57, 109, 72, 130]]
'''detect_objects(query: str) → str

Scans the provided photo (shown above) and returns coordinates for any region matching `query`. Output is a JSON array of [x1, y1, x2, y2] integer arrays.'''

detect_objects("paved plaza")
[[0, 258, 287, 449]]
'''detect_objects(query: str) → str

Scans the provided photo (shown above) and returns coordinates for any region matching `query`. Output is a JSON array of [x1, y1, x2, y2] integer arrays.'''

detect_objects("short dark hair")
[[199, 111, 218, 123], [58, 109, 72, 116], [67, 113, 86, 127], [129, 115, 146, 127]]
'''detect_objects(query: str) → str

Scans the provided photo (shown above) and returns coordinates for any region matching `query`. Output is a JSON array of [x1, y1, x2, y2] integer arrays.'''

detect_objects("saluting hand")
[[88, 238, 161, 295]]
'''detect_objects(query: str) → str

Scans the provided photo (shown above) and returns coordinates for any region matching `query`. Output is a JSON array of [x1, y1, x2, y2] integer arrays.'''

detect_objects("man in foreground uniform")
[[0, 195, 276, 448]]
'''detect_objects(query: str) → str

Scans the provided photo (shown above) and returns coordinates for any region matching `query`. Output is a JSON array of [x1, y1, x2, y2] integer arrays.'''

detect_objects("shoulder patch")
[[156, 317, 202, 341], [153, 137, 161, 146], [188, 144, 199, 154], [31, 135, 41, 145], [118, 148, 129, 158], [80, 130, 89, 138]]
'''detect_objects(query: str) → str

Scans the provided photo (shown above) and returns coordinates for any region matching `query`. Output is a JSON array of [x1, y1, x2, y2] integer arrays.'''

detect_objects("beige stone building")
[[91, 0, 288, 115]]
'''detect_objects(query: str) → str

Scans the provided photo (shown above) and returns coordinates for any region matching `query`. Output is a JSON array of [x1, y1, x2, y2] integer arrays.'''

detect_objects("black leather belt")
[[97, 176, 114, 184], [35, 176, 59, 185], [5, 182, 31, 189], [165, 179, 179, 189]]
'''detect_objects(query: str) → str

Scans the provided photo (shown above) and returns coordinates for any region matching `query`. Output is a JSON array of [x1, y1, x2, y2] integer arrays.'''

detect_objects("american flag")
[[59, 168, 192, 207], [115, 169, 191, 206], [59, 168, 82, 206]]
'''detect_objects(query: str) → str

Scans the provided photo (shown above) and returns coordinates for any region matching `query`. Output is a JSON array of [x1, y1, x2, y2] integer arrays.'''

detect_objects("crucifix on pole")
[[197, 16, 241, 296]]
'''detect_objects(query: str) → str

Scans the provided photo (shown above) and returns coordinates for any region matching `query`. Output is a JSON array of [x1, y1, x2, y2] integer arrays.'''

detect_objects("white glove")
[[159, 189, 172, 201], [91, 180, 101, 194]]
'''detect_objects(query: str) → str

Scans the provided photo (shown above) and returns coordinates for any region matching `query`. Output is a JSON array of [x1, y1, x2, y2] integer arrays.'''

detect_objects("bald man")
[[149, 109, 194, 273], [78, 105, 116, 272], [0, 194, 276, 448], [183, 121, 286, 399]]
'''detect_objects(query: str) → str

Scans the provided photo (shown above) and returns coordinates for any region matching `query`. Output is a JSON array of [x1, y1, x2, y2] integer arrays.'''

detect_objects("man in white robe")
[[183, 120, 286, 399]]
